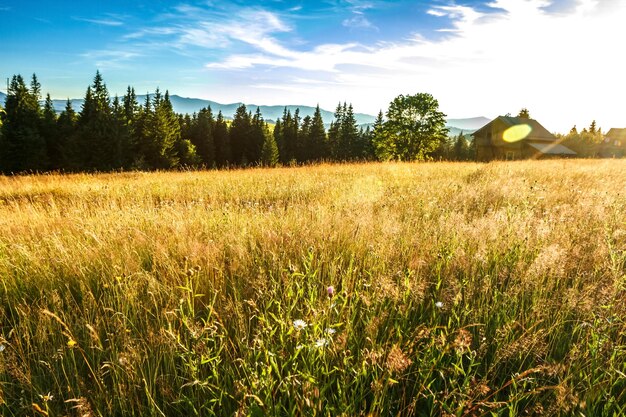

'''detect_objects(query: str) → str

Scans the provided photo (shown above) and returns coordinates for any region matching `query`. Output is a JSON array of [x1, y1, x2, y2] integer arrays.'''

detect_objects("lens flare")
[[503, 124, 532, 143]]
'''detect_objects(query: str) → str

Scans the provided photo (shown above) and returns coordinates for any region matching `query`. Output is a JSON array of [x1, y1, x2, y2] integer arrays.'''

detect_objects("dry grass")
[[0, 160, 625, 416]]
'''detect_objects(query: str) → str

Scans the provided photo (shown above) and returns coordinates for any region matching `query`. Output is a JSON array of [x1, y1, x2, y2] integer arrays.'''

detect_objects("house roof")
[[606, 128, 626, 140], [473, 116, 556, 141], [527, 142, 576, 155]]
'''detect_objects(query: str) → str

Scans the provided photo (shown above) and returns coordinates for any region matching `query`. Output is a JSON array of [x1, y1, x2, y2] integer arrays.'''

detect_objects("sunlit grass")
[[0, 160, 625, 416]]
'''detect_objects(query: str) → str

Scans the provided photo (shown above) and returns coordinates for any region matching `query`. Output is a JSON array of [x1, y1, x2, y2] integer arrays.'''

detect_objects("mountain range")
[[0, 91, 488, 135]]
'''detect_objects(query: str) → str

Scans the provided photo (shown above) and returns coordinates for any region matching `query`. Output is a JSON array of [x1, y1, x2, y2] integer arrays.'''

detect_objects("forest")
[[0, 72, 610, 174], [0, 72, 473, 174]]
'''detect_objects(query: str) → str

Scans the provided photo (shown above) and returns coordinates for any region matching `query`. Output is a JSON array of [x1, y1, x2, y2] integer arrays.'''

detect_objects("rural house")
[[473, 116, 576, 161], [600, 128, 626, 158]]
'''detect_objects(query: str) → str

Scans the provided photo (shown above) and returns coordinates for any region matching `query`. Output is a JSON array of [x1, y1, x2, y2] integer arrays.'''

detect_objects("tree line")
[[0, 72, 466, 174]]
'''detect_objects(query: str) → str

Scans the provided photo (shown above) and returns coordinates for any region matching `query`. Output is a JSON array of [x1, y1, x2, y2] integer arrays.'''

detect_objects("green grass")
[[0, 160, 625, 416]]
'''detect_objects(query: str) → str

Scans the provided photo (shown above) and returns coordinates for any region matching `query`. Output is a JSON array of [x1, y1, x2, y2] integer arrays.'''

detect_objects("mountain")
[[44, 94, 377, 125], [445, 116, 490, 137], [1, 90, 487, 138]]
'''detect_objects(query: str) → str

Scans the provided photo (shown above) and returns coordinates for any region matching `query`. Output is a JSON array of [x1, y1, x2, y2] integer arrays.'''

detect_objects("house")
[[599, 128, 626, 158], [472, 116, 576, 161]]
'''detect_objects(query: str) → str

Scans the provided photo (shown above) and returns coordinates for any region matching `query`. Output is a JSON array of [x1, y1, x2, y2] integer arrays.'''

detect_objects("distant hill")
[[43, 94, 378, 126], [0, 90, 487, 137]]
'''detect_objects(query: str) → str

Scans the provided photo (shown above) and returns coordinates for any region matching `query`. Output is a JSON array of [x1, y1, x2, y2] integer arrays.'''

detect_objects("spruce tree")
[[328, 103, 344, 159], [77, 71, 115, 170], [273, 117, 283, 162], [308, 105, 328, 161], [261, 123, 279, 167], [298, 115, 312, 162], [56, 99, 77, 170], [213, 111, 230, 167], [190, 107, 216, 166], [229, 104, 252, 165], [42, 93, 60, 170], [0, 74, 47, 173], [249, 107, 266, 164]]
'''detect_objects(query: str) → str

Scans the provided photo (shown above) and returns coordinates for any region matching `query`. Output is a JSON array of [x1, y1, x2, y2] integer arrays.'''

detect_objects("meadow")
[[0, 160, 625, 416]]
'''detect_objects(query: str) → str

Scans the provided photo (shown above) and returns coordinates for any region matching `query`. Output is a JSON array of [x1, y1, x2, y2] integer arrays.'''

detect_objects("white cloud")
[[74, 17, 124, 26], [201, 0, 626, 132]]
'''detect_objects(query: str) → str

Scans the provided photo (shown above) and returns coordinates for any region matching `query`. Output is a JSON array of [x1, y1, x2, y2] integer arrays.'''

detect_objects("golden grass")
[[0, 160, 625, 416]]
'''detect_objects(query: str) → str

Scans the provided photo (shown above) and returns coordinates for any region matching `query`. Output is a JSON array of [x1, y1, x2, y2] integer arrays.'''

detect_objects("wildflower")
[[39, 393, 54, 402], [67, 338, 77, 348], [0, 344, 5, 352], [293, 319, 307, 331], [327, 285, 335, 297], [314, 338, 328, 348], [435, 301, 444, 309], [325, 328, 336, 335]]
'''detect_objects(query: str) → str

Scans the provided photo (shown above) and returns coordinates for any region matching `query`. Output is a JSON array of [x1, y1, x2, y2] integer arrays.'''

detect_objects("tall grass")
[[0, 160, 625, 416]]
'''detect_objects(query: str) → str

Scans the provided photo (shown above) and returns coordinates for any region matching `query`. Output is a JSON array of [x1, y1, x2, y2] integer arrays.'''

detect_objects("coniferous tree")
[[328, 103, 344, 159], [278, 108, 294, 163], [261, 123, 279, 167], [273, 117, 283, 162], [0, 74, 47, 173], [229, 104, 252, 165], [56, 99, 77, 170], [76, 71, 115, 170], [213, 111, 230, 167], [308, 105, 328, 161], [121, 86, 139, 167], [298, 115, 312, 162], [42, 93, 61, 170], [371, 110, 389, 161], [190, 107, 216, 166], [249, 107, 266, 164], [453, 132, 469, 161], [145, 89, 181, 169]]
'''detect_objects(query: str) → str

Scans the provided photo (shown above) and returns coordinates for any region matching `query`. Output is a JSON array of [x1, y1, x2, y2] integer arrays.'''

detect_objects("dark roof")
[[606, 128, 626, 140], [473, 116, 556, 141]]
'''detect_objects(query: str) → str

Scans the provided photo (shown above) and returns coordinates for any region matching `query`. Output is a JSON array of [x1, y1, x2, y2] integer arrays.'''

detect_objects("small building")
[[472, 116, 576, 161], [600, 128, 626, 158]]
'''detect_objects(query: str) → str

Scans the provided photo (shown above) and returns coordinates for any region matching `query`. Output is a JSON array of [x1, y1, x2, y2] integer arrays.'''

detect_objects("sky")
[[1, 0, 625, 132]]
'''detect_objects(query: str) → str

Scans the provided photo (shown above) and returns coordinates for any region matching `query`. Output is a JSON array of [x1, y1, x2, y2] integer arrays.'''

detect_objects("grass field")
[[0, 160, 625, 416]]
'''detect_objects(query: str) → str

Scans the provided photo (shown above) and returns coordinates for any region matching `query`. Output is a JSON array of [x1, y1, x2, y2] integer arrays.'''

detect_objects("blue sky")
[[1, 0, 625, 132]]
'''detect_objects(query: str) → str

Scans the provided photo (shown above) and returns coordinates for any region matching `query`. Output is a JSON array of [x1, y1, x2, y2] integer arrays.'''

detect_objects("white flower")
[[325, 328, 336, 335], [314, 338, 328, 348], [293, 319, 307, 331], [0, 344, 5, 352], [435, 301, 444, 308]]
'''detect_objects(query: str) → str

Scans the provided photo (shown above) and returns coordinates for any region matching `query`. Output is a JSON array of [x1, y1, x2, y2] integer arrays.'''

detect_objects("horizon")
[[2, 0, 626, 132]]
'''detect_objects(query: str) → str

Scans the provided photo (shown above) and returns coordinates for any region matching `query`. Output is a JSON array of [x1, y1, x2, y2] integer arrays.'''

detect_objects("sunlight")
[[503, 124, 532, 143]]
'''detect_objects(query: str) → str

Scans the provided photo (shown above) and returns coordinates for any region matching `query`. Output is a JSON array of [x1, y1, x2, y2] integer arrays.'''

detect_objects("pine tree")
[[76, 71, 115, 170], [453, 132, 469, 161], [261, 123, 279, 167], [190, 107, 216, 166], [213, 111, 231, 167], [328, 103, 344, 159], [42, 93, 61, 170], [273, 117, 283, 162], [308, 105, 328, 161], [56, 99, 77, 170], [0, 74, 47, 173], [229, 104, 252, 165], [144, 89, 180, 169], [298, 115, 311, 162], [249, 107, 266, 164], [371, 110, 389, 161]]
